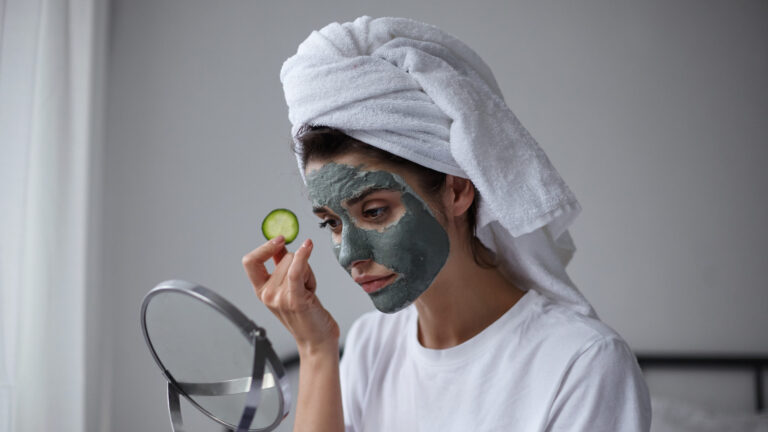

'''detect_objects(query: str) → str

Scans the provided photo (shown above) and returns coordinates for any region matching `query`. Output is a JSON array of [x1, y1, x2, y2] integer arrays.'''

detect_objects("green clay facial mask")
[[306, 162, 450, 313]]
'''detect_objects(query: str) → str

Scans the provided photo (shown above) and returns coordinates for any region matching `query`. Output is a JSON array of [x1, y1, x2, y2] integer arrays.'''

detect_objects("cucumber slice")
[[262, 208, 299, 244]]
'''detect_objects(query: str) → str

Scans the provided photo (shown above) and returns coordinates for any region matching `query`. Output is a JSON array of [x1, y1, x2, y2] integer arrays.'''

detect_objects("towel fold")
[[280, 15, 597, 318]]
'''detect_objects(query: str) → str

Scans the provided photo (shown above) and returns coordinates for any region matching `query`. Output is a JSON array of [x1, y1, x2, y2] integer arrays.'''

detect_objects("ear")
[[445, 175, 475, 219]]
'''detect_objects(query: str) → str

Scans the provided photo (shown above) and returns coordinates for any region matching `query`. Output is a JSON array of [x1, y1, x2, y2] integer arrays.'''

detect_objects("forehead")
[[305, 151, 394, 176], [304, 151, 419, 193], [304, 153, 421, 207]]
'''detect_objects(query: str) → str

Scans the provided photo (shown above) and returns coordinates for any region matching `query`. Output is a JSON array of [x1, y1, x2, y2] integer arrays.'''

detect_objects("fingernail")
[[271, 235, 285, 245], [302, 238, 312, 248]]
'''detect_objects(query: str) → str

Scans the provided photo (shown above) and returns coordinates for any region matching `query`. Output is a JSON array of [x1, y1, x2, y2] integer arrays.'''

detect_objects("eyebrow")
[[346, 187, 395, 206], [311, 187, 396, 214]]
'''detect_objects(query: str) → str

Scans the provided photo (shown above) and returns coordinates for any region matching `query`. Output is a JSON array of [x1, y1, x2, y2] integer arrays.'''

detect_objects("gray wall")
[[101, 0, 768, 430]]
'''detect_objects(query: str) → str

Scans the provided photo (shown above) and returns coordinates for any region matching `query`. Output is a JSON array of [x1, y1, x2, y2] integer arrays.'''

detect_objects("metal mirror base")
[[142, 280, 292, 432]]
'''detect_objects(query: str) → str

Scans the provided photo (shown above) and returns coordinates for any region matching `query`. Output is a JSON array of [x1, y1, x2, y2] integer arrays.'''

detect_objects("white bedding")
[[651, 395, 768, 432]]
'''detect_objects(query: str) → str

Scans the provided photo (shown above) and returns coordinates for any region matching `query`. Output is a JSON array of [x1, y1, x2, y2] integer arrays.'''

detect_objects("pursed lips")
[[354, 274, 397, 294]]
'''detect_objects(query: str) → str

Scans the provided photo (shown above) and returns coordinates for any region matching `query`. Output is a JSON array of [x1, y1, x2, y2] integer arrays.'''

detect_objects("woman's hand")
[[242, 236, 340, 353]]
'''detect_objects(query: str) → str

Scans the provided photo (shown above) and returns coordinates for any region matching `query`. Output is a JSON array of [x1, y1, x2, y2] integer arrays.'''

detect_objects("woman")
[[242, 16, 651, 431]]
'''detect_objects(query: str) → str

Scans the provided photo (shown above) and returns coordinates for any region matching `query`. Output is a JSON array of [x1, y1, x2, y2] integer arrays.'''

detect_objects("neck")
[[413, 249, 526, 349]]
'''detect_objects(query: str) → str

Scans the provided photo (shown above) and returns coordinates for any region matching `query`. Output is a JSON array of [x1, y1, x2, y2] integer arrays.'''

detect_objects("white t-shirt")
[[339, 289, 652, 431]]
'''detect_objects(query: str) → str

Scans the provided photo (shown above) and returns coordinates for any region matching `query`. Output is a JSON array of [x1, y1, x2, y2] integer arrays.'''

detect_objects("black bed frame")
[[635, 353, 767, 413], [283, 351, 768, 412]]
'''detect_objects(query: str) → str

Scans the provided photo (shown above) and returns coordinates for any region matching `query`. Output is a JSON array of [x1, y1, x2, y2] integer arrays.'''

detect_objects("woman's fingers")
[[306, 265, 317, 294], [259, 251, 294, 306], [242, 236, 287, 293], [272, 243, 288, 265], [287, 238, 314, 293], [271, 250, 294, 285]]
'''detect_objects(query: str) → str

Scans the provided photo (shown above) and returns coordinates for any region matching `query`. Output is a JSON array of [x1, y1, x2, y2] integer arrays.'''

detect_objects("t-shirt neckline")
[[407, 288, 540, 368]]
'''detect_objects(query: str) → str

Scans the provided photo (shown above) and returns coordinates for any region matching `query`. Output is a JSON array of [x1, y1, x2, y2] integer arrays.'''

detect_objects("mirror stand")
[[163, 333, 276, 432], [142, 280, 291, 432]]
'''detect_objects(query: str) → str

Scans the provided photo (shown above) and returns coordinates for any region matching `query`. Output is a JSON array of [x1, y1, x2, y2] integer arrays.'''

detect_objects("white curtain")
[[0, 0, 107, 431]]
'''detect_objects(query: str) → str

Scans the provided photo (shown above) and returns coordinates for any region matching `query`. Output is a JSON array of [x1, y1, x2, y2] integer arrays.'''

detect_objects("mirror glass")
[[144, 289, 282, 430]]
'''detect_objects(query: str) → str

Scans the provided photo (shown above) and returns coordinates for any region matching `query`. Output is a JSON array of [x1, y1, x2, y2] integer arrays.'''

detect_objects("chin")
[[369, 281, 421, 314]]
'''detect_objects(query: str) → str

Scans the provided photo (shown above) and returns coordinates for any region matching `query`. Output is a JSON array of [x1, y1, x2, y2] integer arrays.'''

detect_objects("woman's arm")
[[242, 236, 344, 432], [294, 342, 345, 432]]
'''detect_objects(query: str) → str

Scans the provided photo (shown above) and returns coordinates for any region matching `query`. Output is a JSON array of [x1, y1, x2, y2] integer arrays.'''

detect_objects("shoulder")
[[543, 326, 651, 430], [523, 290, 629, 357], [494, 290, 643, 393], [514, 292, 651, 428]]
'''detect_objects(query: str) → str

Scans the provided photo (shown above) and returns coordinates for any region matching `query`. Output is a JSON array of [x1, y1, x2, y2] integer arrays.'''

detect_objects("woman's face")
[[305, 153, 450, 313]]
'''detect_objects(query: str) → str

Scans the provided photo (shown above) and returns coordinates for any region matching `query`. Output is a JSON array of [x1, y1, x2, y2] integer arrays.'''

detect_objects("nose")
[[336, 224, 374, 271]]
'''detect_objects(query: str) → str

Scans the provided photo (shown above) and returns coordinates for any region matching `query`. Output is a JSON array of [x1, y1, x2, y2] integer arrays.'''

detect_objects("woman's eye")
[[318, 219, 340, 230], [362, 207, 387, 219]]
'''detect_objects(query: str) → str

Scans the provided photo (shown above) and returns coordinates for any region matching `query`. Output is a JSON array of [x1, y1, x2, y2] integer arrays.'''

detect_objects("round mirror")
[[141, 280, 291, 432]]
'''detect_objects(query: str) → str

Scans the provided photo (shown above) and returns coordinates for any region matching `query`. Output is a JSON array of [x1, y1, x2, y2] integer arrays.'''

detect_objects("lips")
[[354, 274, 397, 294]]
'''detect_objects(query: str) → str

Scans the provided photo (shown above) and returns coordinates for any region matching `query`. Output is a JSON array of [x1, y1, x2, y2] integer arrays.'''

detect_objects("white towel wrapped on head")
[[280, 15, 597, 318]]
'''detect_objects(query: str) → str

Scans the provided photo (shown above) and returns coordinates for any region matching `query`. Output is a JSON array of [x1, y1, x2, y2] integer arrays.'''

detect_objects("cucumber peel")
[[262, 208, 299, 244]]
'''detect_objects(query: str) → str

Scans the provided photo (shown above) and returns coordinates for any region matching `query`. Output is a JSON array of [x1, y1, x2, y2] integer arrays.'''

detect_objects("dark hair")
[[292, 124, 497, 269]]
